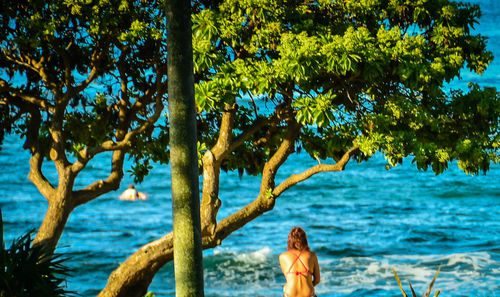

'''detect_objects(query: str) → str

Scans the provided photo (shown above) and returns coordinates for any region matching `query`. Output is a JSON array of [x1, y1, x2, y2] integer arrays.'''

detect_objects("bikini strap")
[[287, 251, 312, 275], [286, 251, 302, 274], [296, 254, 311, 274]]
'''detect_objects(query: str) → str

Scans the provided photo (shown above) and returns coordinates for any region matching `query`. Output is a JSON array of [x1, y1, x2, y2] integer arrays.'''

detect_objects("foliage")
[[1, 0, 499, 295], [0, 0, 168, 181], [191, 0, 499, 176], [0, 210, 74, 297]]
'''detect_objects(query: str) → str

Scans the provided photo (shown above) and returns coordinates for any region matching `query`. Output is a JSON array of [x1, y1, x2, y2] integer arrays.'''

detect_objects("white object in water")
[[119, 184, 148, 201]]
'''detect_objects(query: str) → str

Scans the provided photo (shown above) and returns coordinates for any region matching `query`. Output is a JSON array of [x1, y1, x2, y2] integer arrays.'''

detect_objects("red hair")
[[287, 226, 310, 251]]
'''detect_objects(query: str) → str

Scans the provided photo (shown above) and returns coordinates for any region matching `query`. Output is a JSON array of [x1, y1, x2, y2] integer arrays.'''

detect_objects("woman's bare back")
[[279, 249, 320, 297]]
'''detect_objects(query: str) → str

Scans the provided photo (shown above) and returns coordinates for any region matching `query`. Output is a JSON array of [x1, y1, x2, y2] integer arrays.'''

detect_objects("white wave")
[[315, 252, 499, 296], [447, 252, 493, 269], [211, 246, 274, 263], [235, 246, 272, 264]]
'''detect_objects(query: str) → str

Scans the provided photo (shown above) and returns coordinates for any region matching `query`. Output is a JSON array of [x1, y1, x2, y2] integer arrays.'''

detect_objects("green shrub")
[[0, 209, 75, 297]]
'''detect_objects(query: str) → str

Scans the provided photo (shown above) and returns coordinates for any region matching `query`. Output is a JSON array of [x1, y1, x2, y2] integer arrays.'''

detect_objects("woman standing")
[[279, 226, 321, 297]]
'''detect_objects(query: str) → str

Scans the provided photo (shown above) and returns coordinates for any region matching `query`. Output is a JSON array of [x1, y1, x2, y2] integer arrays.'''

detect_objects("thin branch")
[[0, 79, 55, 113], [5, 49, 60, 94], [71, 66, 99, 97], [3, 51, 40, 74], [71, 44, 107, 96], [253, 120, 278, 148], [71, 95, 164, 173], [53, 42, 73, 91], [272, 146, 359, 197], [223, 103, 289, 158], [247, 91, 259, 117]]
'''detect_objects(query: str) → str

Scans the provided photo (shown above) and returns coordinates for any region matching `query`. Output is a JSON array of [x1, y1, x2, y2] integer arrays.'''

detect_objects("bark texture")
[[97, 234, 174, 297], [167, 0, 205, 296]]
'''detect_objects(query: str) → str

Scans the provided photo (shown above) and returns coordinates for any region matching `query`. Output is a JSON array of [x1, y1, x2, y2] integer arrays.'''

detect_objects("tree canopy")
[[0, 0, 167, 250], [190, 0, 498, 176], [101, 1, 499, 295]]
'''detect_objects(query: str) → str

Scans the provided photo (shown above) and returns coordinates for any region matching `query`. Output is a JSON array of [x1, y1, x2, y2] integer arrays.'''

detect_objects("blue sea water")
[[1, 0, 499, 296]]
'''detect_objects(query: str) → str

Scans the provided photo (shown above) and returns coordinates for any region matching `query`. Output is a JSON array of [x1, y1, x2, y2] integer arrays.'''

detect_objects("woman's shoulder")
[[279, 251, 292, 263], [304, 250, 317, 258], [280, 249, 315, 257]]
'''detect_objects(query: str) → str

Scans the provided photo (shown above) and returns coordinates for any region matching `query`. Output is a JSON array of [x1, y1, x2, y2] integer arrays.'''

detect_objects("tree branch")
[[272, 146, 359, 198], [3, 91, 56, 200], [200, 105, 236, 236], [72, 149, 125, 207], [259, 117, 301, 196], [228, 116, 273, 155], [54, 42, 73, 92], [71, 44, 107, 96], [200, 105, 281, 236], [210, 103, 237, 160], [208, 117, 302, 243], [3, 49, 60, 94], [28, 151, 56, 202], [71, 95, 165, 173], [224, 102, 290, 158], [97, 233, 174, 297], [3, 51, 41, 75], [0, 79, 55, 113]]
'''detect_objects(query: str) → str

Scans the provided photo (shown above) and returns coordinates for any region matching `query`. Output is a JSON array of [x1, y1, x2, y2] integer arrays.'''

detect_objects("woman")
[[279, 226, 321, 297]]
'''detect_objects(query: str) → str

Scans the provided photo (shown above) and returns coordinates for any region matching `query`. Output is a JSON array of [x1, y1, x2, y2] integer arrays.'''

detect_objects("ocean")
[[1, 0, 499, 296]]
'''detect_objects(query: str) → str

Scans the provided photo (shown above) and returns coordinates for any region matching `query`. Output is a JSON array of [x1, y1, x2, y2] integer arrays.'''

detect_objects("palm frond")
[[393, 265, 442, 297], [0, 209, 76, 297]]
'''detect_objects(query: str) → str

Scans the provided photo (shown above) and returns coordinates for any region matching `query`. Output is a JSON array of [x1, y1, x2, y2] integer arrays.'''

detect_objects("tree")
[[166, 0, 204, 296], [98, 0, 499, 296], [0, 0, 168, 252], [1, 0, 499, 296]]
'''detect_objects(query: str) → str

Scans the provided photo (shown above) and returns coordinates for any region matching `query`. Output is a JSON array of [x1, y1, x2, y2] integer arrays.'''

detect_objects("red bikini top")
[[286, 251, 312, 276]]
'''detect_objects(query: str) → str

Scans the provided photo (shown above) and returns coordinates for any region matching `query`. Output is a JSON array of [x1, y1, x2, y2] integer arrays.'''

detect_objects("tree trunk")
[[96, 234, 174, 297], [31, 162, 75, 253], [200, 106, 236, 237], [32, 197, 72, 251], [166, 0, 204, 296]]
